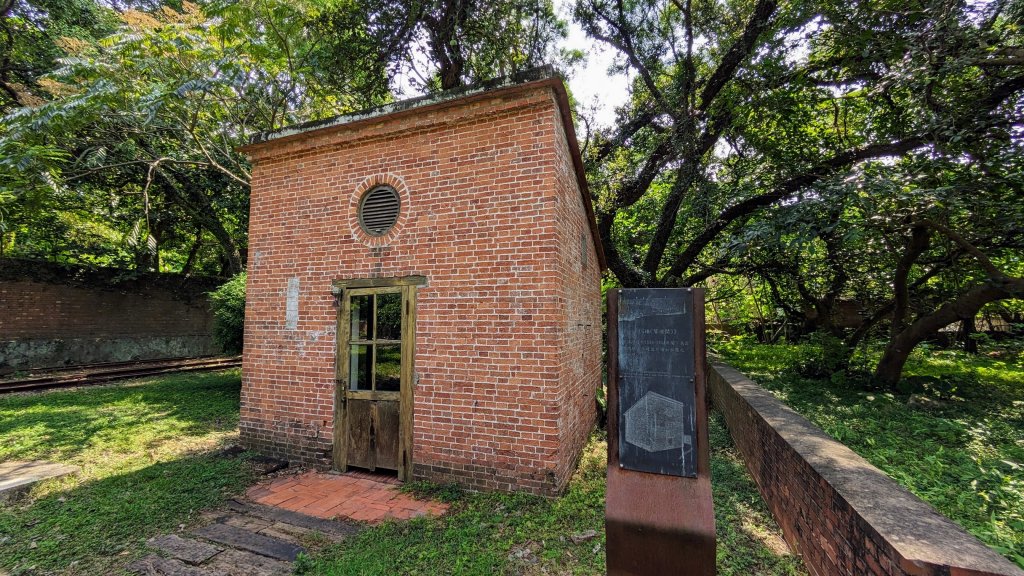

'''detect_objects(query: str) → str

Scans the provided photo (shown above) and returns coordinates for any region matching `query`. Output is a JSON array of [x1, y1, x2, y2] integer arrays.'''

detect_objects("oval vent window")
[[358, 185, 401, 236]]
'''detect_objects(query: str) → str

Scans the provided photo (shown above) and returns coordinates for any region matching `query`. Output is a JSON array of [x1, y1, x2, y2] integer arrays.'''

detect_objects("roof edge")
[[242, 65, 560, 150]]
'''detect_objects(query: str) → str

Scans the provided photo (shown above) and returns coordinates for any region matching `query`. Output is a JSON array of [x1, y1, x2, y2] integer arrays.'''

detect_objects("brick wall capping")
[[710, 362, 1024, 576], [238, 65, 606, 271]]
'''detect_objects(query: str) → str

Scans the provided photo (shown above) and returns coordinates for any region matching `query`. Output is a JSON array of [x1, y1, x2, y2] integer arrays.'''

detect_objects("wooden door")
[[334, 282, 416, 480]]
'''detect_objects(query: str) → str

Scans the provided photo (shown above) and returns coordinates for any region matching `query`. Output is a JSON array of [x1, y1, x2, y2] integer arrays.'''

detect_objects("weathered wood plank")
[[375, 400, 401, 471], [399, 284, 416, 482], [202, 548, 293, 576], [331, 276, 427, 290], [334, 282, 351, 472], [346, 399, 374, 470], [193, 523, 304, 562]]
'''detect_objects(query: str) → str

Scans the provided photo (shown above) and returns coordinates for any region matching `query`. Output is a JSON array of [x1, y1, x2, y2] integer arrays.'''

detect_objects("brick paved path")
[[246, 470, 449, 523], [129, 470, 449, 575]]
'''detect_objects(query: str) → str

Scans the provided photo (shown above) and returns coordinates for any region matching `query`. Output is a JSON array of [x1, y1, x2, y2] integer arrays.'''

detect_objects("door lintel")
[[331, 276, 427, 293]]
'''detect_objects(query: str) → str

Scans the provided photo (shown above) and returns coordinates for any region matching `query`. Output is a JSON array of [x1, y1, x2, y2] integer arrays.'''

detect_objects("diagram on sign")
[[624, 391, 693, 453]]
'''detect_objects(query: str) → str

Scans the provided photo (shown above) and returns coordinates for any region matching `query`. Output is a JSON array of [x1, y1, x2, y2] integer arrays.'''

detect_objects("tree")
[[0, 0, 376, 273], [315, 0, 571, 91], [0, 0, 116, 112], [575, 0, 1024, 288], [574, 0, 1024, 386], [1, 0, 573, 273]]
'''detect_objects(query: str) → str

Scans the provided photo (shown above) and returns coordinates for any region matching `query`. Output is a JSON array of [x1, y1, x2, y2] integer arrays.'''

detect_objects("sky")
[[555, 0, 632, 130], [392, 1, 632, 131]]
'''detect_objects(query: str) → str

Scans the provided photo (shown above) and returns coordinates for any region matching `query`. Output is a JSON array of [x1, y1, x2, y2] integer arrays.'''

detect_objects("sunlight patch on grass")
[[0, 370, 254, 575]]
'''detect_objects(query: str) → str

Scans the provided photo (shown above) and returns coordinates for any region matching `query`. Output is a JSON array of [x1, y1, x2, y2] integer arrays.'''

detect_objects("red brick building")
[[238, 68, 605, 495]]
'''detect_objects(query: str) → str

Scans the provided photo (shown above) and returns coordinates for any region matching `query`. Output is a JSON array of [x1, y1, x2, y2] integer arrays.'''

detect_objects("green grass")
[[0, 368, 805, 575], [711, 414, 806, 575], [0, 370, 254, 575], [716, 338, 1024, 568], [298, 423, 805, 576]]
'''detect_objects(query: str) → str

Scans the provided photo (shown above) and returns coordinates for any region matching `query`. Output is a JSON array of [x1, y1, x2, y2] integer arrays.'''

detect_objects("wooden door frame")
[[332, 276, 423, 481]]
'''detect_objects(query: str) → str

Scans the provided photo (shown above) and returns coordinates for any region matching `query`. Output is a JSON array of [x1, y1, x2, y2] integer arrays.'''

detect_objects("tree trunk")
[[181, 227, 204, 276], [958, 317, 978, 354], [159, 169, 244, 275], [874, 278, 1024, 388], [891, 224, 930, 338]]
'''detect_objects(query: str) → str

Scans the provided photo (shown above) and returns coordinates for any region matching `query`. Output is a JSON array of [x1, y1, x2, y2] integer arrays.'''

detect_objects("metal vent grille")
[[358, 186, 401, 236]]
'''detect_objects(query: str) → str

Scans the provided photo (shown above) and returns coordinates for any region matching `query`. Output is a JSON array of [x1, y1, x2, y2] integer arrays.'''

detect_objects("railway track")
[[0, 356, 242, 394]]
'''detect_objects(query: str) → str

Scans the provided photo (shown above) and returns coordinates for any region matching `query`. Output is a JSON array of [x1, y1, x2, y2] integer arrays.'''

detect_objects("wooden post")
[[606, 288, 715, 575]]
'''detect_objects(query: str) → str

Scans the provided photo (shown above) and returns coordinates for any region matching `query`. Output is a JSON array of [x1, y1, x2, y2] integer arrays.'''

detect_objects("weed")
[[400, 481, 465, 503]]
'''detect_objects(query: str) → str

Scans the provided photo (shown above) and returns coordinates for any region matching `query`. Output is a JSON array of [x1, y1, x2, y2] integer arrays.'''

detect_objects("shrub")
[[209, 272, 246, 353], [793, 332, 851, 379]]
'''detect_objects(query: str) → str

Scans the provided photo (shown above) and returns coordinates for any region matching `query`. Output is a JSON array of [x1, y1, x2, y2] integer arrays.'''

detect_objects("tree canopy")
[[0, 0, 1021, 386]]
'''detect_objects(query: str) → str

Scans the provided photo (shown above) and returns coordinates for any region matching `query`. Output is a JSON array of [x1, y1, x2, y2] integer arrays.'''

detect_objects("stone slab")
[[0, 460, 79, 500], [203, 548, 294, 576], [128, 554, 224, 576], [147, 534, 222, 565], [193, 523, 304, 562], [226, 499, 360, 538]]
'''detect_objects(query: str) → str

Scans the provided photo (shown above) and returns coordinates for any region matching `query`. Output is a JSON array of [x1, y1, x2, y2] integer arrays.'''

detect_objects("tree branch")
[[664, 137, 929, 280], [922, 218, 1007, 280], [697, 0, 778, 112]]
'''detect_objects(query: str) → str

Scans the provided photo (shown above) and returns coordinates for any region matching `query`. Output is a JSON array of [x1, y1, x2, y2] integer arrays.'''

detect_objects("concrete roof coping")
[[246, 65, 561, 147]]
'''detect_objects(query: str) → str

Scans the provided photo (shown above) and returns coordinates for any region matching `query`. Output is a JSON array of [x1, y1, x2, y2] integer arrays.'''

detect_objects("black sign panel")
[[617, 289, 697, 478]]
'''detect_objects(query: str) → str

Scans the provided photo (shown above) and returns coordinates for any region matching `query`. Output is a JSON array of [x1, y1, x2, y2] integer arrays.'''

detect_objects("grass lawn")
[[0, 368, 805, 575], [716, 338, 1024, 568], [297, 416, 805, 576], [0, 370, 253, 575]]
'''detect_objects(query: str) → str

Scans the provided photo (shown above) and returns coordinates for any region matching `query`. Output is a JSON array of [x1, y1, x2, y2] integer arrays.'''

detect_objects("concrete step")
[[0, 460, 79, 501]]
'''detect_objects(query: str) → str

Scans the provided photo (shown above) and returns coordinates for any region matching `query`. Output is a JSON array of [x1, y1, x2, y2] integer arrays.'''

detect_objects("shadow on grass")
[[0, 369, 252, 574], [0, 370, 242, 463], [0, 451, 254, 575], [710, 412, 807, 576]]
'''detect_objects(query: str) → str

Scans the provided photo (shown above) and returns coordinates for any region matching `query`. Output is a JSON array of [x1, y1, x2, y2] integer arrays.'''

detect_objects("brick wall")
[[0, 259, 219, 373], [709, 363, 1024, 576], [552, 107, 601, 491], [240, 76, 602, 494]]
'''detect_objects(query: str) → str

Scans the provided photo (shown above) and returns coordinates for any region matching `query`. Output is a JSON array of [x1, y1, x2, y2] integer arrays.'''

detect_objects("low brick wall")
[[709, 362, 1024, 576], [0, 259, 222, 374]]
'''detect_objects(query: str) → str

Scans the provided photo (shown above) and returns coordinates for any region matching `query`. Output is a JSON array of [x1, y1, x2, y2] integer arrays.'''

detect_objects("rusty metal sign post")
[[606, 288, 715, 575]]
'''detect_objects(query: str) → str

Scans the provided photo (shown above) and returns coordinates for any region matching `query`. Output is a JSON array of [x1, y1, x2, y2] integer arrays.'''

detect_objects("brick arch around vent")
[[347, 173, 411, 248]]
